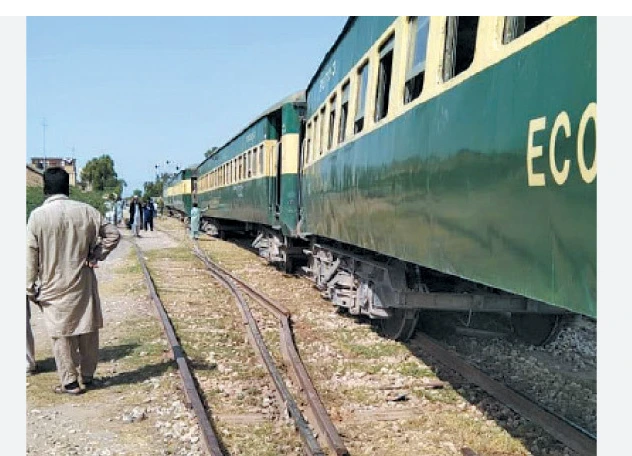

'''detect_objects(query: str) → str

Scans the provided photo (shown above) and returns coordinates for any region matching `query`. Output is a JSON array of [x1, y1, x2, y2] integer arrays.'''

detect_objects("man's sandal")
[[52, 383, 83, 395]]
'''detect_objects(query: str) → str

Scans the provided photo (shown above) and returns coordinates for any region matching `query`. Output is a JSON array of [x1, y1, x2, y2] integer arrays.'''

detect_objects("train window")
[[443, 16, 479, 81], [503, 17, 551, 44], [328, 94, 337, 150], [338, 81, 350, 143], [259, 145, 264, 175], [404, 16, 430, 104], [374, 34, 394, 123], [354, 62, 369, 134], [305, 122, 312, 164], [312, 115, 319, 158], [252, 149, 257, 177], [319, 106, 326, 155], [247, 150, 252, 178]]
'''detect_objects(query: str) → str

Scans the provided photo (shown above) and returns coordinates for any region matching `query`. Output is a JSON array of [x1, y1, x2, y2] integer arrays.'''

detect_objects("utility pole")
[[42, 118, 48, 170]]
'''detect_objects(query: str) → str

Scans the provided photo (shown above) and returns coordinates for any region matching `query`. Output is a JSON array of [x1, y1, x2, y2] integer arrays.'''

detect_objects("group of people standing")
[[127, 195, 156, 237]]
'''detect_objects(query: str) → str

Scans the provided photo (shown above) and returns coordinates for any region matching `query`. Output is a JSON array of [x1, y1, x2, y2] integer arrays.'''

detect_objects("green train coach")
[[196, 91, 306, 265], [182, 16, 595, 345], [298, 16, 596, 344], [163, 167, 197, 220]]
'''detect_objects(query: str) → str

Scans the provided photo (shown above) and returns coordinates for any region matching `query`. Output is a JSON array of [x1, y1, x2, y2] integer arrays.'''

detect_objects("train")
[[164, 16, 596, 345]]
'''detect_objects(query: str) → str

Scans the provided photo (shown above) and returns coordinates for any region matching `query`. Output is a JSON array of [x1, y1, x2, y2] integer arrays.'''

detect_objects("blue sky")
[[27, 16, 348, 196]]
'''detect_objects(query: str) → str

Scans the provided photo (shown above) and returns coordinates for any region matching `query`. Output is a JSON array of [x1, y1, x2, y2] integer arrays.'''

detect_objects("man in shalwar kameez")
[[189, 202, 201, 239], [26, 168, 120, 395]]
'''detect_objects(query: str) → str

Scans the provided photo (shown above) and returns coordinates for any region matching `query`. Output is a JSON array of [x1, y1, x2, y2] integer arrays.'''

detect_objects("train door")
[[275, 142, 282, 215], [191, 177, 198, 205], [267, 111, 283, 226], [297, 116, 306, 224]]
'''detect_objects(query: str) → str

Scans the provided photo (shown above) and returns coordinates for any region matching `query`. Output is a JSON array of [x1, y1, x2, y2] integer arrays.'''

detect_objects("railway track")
[[213, 229, 597, 455], [164, 216, 597, 454], [192, 240, 349, 456], [132, 239, 224, 456], [135, 229, 347, 455], [409, 332, 596, 456], [220, 232, 597, 451]]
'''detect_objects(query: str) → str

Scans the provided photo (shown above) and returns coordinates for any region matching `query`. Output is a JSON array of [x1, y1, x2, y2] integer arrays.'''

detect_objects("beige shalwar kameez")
[[26, 194, 120, 386]]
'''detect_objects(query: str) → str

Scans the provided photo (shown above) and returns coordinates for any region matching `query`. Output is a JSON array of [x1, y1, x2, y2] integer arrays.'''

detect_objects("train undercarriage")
[[197, 216, 568, 346], [302, 238, 567, 345]]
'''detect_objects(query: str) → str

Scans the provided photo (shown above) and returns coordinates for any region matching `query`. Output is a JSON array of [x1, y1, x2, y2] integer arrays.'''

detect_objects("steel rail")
[[193, 242, 349, 456], [413, 333, 597, 456], [191, 245, 326, 456], [132, 240, 225, 456]]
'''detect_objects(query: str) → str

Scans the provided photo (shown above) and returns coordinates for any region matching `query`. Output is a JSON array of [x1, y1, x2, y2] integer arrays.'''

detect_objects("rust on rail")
[[133, 241, 225, 456], [192, 245, 326, 456], [193, 242, 349, 456]]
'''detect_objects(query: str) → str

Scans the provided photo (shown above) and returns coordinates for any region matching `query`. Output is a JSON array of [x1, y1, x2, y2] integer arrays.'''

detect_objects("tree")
[[143, 178, 164, 198], [80, 154, 122, 194], [132, 189, 142, 197], [205, 147, 219, 158]]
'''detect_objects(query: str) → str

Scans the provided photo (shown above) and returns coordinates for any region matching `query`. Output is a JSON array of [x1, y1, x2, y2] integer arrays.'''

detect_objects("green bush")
[[26, 186, 109, 223]]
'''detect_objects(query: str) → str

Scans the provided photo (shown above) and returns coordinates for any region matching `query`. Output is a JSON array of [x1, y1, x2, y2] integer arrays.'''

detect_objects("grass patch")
[[397, 361, 435, 378], [342, 341, 404, 359]]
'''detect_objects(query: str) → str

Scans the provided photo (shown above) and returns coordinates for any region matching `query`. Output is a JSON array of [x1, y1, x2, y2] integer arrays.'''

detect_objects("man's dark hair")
[[43, 167, 70, 197]]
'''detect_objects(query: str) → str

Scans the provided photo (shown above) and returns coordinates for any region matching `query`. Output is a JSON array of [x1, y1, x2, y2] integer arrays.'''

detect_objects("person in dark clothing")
[[143, 198, 155, 231], [128, 196, 143, 230]]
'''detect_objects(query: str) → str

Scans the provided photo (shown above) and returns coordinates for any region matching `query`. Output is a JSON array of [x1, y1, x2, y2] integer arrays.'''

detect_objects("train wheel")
[[379, 309, 420, 342], [283, 256, 294, 274], [510, 313, 563, 346]]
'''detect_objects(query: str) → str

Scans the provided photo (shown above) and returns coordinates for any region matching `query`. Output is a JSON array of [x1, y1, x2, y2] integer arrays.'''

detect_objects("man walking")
[[26, 168, 120, 394]]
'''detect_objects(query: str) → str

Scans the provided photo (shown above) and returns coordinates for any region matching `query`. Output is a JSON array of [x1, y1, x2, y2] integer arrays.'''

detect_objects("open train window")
[[247, 150, 252, 178], [503, 17, 551, 44], [404, 16, 430, 104], [375, 34, 394, 122], [259, 145, 264, 175], [338, 81, 349, 143], [354, 62, 369, 134], [319, 106, 326, 155], [312, 115, 319, 158], [328, 94, 336, 150], [305, 122, 312, 164], [443, 16, 479, 81]]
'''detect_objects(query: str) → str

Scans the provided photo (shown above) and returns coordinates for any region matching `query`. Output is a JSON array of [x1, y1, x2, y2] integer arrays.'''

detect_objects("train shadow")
[[359, 316, 585, 456]]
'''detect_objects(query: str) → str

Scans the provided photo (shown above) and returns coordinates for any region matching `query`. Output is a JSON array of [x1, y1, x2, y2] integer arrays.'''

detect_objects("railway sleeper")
[[305, 241, 567, 345]]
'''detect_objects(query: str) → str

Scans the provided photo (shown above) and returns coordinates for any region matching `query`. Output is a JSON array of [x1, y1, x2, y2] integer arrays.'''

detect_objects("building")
[[26, 164, 43, 187], [30, 157, 77, 186]]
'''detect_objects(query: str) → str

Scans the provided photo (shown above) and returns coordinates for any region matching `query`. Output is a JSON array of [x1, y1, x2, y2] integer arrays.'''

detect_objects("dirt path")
[[26, 219, 204, 455]]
